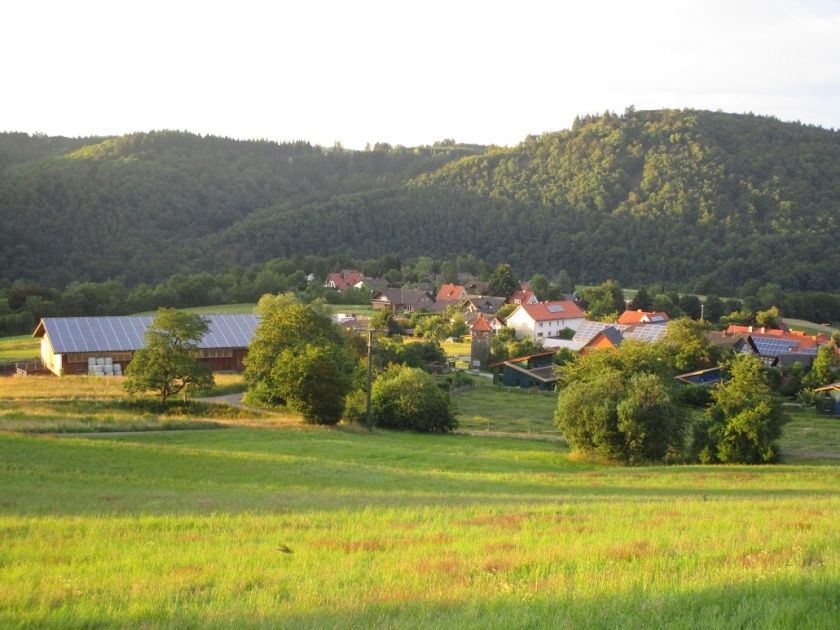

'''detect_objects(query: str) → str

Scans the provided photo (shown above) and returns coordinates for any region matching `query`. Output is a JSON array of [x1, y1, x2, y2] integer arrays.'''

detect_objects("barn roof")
[[34, 314, 260, 353]]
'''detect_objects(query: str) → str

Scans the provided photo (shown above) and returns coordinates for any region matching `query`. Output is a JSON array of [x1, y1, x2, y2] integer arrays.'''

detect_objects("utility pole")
[[365, 327, 387, 431], [700, 303, 705, 323]]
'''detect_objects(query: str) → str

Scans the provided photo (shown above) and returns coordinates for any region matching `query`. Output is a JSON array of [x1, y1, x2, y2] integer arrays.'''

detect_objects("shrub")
[[693, 355, 788, 464], [676, 383, 712, 407], [370, 365, 456, 432], [556, 369, 684, 464]]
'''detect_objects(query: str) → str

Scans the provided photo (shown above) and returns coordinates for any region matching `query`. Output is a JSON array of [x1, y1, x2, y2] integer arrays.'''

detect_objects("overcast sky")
[[4, 1, 839, 148]]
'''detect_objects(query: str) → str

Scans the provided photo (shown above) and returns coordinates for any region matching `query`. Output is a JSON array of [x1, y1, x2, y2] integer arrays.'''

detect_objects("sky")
[[3, 0, 840, 148]]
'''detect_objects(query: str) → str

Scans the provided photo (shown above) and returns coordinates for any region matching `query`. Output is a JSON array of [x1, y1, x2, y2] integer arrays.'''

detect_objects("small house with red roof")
[[325, 270, 365, 291], [505, 300, 586, 340], [436, 284, 467, 302], [510, 288, 538, 305], [470, 314, 493, 370], [617, 310, 670, 325]]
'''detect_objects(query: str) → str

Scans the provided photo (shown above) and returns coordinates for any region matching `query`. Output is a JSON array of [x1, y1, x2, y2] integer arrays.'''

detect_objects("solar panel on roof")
[[546, 304, 565, 313], [43, 314, 260, 354]]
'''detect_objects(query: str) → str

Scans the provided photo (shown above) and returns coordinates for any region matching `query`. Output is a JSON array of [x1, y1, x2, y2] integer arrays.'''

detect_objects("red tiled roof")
[[510, 289, 536, 304], [436, 284, 466, 301], [725, 325, 829, 349], [327, 270, 365, 290], [617, 310, 670, 325], [519, 300, 585, 322], [471, 314, 492, 332]]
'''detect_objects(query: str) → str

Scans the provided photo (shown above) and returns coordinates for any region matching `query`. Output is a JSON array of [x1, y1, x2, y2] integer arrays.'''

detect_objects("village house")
[[33, 314, 259, 377], [490, 351, 559, 391], [720, 325, 833, 367], [505, 300, 586, 340], [436, 284, 468, 301], [510, 287, 538, 305], [617, 309, 670, 325], [371, 288, 435, 314], [324, 270, 365, 291]]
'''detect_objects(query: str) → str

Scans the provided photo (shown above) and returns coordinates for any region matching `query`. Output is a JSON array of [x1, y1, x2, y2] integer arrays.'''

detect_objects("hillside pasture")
[[0, 374, 255, 433], [0, 426, 838, 627], [0, 335, 40, 361]]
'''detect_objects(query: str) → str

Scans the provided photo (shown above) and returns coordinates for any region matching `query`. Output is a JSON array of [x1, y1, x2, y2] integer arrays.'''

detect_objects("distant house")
[[354, 277, 388, 291], [721, 325, 831, 367], [505, 301, 586, 340], [371, 288, 435, 314], [510, 288, 538, 305], [490, 351, 559, 391], [325, 270, 365, 291], [580, 326, 624, 354], [813, 382, 840, 416], [617, 310, 670, 325], [33, 314, 259, 377], [436, 284, 468, 301], [463, 296, 507, 316]]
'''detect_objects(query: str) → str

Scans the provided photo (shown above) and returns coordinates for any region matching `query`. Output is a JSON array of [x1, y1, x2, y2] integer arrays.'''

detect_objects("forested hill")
[[3, 110, 840, 294], [0, 132, 482, 286]]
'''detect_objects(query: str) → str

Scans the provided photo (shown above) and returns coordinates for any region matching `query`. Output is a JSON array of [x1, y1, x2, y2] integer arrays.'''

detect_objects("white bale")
[[96, 358, 105, 366], [104, 357, 113, 366], [88, 358, 96, 366]]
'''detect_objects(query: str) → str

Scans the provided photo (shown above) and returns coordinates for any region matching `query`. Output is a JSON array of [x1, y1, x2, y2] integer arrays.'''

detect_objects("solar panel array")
[[546, 304, 565, 313], [572, 320, 613, 342], [44, 315, 260, 354], [751, 337, 798, 357], [623, 323, 667, 343]]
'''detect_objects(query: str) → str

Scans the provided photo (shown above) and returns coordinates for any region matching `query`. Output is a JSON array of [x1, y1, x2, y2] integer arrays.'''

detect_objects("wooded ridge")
[[2, 108, 839, 293]]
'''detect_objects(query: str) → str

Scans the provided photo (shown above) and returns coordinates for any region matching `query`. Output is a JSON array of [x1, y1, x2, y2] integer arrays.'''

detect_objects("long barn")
[[33, 315, 259, 376]]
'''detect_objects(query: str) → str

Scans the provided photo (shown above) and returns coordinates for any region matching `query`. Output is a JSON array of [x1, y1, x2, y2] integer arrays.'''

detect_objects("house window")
[[537, 332, 543, 337]]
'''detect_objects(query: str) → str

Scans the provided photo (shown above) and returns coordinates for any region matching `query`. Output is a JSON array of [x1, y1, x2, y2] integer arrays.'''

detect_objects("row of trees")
[[555, 320, 791, 465]]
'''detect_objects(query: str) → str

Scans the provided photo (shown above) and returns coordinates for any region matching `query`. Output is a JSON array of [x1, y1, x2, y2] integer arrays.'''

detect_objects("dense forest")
[[2, 109, 840, 295]]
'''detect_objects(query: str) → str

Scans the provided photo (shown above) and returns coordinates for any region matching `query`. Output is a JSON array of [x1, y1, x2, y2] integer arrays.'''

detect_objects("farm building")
[[33, 315, 259, 376], [814, 382, 840, 417], [490, 351, 559, 391]]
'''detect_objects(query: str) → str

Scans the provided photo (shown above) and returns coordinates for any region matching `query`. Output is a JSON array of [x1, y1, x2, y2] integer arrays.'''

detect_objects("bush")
[[369, 365, 456, 432], [555, 368, 684, 464], [676, 383, 712, 407], [693, 355, 788, 464]]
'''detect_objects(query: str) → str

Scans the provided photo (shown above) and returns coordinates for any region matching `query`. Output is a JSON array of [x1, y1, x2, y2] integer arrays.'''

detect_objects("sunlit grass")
[[453, 381, 559, 435], [0, 335, 40, 361], [0, 427, 838, 627]]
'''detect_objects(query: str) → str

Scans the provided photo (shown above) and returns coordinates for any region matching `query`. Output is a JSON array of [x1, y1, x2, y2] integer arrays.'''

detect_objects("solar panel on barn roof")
[[42, 314, 260, 354]]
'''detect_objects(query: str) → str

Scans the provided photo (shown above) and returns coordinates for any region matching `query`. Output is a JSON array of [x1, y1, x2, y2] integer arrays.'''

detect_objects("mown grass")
[[0, 335, 40, 361], [0, 427, 838, 627], [453, 381, 559, 436], [781, 409, 840, 454]]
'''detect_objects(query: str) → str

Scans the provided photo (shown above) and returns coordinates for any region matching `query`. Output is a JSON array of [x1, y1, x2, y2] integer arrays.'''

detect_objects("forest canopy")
[[2, 109, 840, 295]]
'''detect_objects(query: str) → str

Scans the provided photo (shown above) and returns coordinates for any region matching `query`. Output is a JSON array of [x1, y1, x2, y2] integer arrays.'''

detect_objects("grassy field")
[[0, 375, 838, 625], [453, 380, 558, 436], [783, 318, 840, 335], [0, 374, 253, 433], [0, 335, 40, 361], [0, 425, 838, 627], [781, 408, 840, 454]]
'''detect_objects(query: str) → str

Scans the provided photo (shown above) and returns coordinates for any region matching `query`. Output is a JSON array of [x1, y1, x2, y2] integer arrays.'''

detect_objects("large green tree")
[[124, 308, 213, 402], [693, 355, 788, 464], [488, 263, 518, 298], [244, 293, 355, 424], [555, 340, 684, 463], [581, 280, 625, 322]]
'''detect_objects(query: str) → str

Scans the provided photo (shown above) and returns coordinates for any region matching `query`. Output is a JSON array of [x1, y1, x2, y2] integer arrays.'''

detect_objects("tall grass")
[[0, 427, 837, 627]]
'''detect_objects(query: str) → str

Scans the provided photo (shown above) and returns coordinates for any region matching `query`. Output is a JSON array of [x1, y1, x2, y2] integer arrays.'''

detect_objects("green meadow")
[[0, 376, 838, 627], [0, 335, 40, 361]]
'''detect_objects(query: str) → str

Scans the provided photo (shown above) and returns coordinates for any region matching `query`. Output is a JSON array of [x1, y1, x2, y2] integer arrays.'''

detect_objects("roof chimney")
[[747, 326, 753, 333]]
